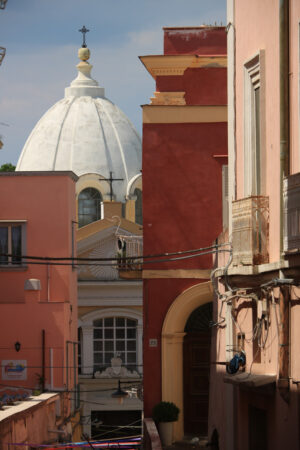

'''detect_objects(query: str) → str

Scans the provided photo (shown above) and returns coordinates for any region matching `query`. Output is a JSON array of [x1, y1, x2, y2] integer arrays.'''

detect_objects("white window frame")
[[79, 308, 143, 376], [0, 220, 26, 267], [93, 317, 138, 371], [244, 51, 265, 197]]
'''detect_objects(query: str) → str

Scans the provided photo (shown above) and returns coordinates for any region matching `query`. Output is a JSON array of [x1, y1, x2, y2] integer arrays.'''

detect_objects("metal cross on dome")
[[79, 25, 89, 48], [99, 172, 124, 202]]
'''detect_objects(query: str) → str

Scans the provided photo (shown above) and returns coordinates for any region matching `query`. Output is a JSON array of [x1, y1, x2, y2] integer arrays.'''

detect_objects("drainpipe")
[[42, 329, 46, 392], [279, 0, 290, 257], [47, 263, 50, 302], [66, 341, 69, 392], [278, 285, 290, 402]]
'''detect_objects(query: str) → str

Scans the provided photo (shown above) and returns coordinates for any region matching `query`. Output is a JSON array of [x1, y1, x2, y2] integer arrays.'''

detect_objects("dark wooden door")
[[248, 406, 268, 450], [183, 331, 211, 435]]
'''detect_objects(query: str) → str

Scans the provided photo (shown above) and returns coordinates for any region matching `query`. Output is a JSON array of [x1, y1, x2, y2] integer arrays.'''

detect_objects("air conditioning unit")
[[232, 196, 269, 266]]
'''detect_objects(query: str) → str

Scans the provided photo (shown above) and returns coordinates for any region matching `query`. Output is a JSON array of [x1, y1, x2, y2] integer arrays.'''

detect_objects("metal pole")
[[42, 329, 45, 392], [66, 341, 69, 392]]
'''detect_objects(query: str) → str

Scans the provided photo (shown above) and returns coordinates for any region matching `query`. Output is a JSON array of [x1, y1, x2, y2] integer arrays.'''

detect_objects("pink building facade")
[[210, 1, 300, 449], [0, 171, 80, 446]]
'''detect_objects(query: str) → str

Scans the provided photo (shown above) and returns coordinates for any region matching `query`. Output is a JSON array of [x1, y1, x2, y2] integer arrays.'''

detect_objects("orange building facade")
[[0, 171, 79, 446]]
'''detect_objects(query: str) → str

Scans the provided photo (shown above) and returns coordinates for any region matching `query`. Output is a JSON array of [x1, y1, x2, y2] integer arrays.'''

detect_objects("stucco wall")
[[143, 122, 227, 271], [0, 173, 78, 392], [234, 0, 300, 262], [163, 27, 227, 56]]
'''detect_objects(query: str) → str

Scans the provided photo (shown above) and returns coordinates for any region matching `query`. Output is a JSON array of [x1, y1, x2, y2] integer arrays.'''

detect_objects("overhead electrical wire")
[[0, 381, 142, 394], [90, 419, 142, 441], [0, 248, 232, 267], [1, 242, 230, 262]]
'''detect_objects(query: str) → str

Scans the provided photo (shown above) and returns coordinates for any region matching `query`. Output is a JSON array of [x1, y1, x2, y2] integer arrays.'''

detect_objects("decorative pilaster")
[[161, 332, 186, 441], [81, 325, 94, 375]]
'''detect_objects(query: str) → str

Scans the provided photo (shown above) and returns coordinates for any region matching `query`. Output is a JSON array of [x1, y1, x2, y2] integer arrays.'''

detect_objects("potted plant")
[[32, 373, 45, 396], [152, 401, 180, 446]]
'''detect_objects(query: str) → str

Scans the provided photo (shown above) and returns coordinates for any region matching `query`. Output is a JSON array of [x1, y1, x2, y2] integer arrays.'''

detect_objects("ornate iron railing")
[[232, 196, 269, 266], [116, 235, 143, 271]]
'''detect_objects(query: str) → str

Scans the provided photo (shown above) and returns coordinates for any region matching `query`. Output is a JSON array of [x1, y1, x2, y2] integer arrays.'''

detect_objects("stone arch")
[[161, 281, 213, 440], [126, 173, 142, 198], [80, 307, 143, 326], [76, 173, 111, 200]]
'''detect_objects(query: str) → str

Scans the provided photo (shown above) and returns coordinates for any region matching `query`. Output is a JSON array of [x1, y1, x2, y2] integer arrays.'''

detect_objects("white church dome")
[[16, 45, 141, 202]]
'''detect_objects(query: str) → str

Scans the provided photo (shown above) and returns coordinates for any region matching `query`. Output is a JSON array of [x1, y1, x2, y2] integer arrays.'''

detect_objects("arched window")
[[93, 317, 137, 372], [78, 188, 102, 228], [134, 188, 142, 225]]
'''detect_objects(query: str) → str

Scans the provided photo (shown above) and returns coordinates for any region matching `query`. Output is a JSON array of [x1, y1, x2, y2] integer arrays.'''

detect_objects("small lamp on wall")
[[111, 380, 128, 405], [15, 341, 21, 352]]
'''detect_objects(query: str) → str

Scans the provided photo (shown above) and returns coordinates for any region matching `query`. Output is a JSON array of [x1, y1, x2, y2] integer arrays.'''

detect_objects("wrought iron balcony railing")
[[116, 235, 143, 272], [232, 196, 269, 266]]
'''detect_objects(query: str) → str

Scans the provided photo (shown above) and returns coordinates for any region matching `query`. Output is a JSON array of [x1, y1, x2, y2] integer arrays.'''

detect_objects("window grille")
[[93, 317, 137, 372]]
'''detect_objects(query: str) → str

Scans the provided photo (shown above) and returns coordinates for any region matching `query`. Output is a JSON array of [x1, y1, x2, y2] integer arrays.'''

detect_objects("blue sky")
[[0, 0, 226, 165]]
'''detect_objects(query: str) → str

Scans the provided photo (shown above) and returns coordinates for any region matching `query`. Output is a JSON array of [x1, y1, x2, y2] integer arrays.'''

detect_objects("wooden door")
[[183, 331, 211, 435], [248, 406, 268, 450], [183, 302, 212, 436]]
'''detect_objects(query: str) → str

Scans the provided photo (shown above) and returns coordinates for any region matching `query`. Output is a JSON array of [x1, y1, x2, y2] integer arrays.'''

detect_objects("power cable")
[[0, 248, 231, 267], [91, 420, 142, 440], [0, 381, 142, 395], [2, 242, 230, 262]]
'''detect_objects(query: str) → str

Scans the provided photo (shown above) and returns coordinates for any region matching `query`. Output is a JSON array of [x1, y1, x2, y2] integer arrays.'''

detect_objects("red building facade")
[[141, 27, 227, 441]]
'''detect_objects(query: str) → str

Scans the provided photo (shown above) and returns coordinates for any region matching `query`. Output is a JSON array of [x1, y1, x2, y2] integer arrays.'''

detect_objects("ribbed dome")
[[16, 47, 141, 201]]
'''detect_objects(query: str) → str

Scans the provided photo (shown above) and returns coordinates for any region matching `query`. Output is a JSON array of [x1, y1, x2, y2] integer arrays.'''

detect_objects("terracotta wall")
[[143, 122, 227, 271], [142, 27, 227, 420], [164, 27, 227, 55], [156, 68, 227, 105], [0, 393, 74, 449], [0, 172, 77, 392]]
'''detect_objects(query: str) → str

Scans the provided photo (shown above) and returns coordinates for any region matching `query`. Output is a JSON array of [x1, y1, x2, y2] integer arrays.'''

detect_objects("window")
[[93, 317, 137, 372], [78, 188, 102, 228], [244, 51, 265, 197], [134, 188, 142, 225], [0, 222, 26, 266]]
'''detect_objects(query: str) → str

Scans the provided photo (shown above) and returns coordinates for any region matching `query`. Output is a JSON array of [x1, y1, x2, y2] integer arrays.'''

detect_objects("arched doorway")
[[161, 281, 213, 441], [183, 302, 212, 436]]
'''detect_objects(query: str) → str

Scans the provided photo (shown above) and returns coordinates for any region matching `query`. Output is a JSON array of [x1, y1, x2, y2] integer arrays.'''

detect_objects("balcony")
[[284, 172, 300, 253], [232, 196, 269, 266], [117, 235, 143, 279]]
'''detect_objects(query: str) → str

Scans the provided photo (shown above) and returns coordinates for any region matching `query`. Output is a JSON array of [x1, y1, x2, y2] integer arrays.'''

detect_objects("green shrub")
[[152, 401, 180, 423]]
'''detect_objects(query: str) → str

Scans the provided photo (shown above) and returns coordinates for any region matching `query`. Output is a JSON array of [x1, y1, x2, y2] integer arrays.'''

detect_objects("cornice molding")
[[150, 91, 186, 106], [142, 269, 211, 279], [139, 55, 227, 79], [142, 105, 227, 124]]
